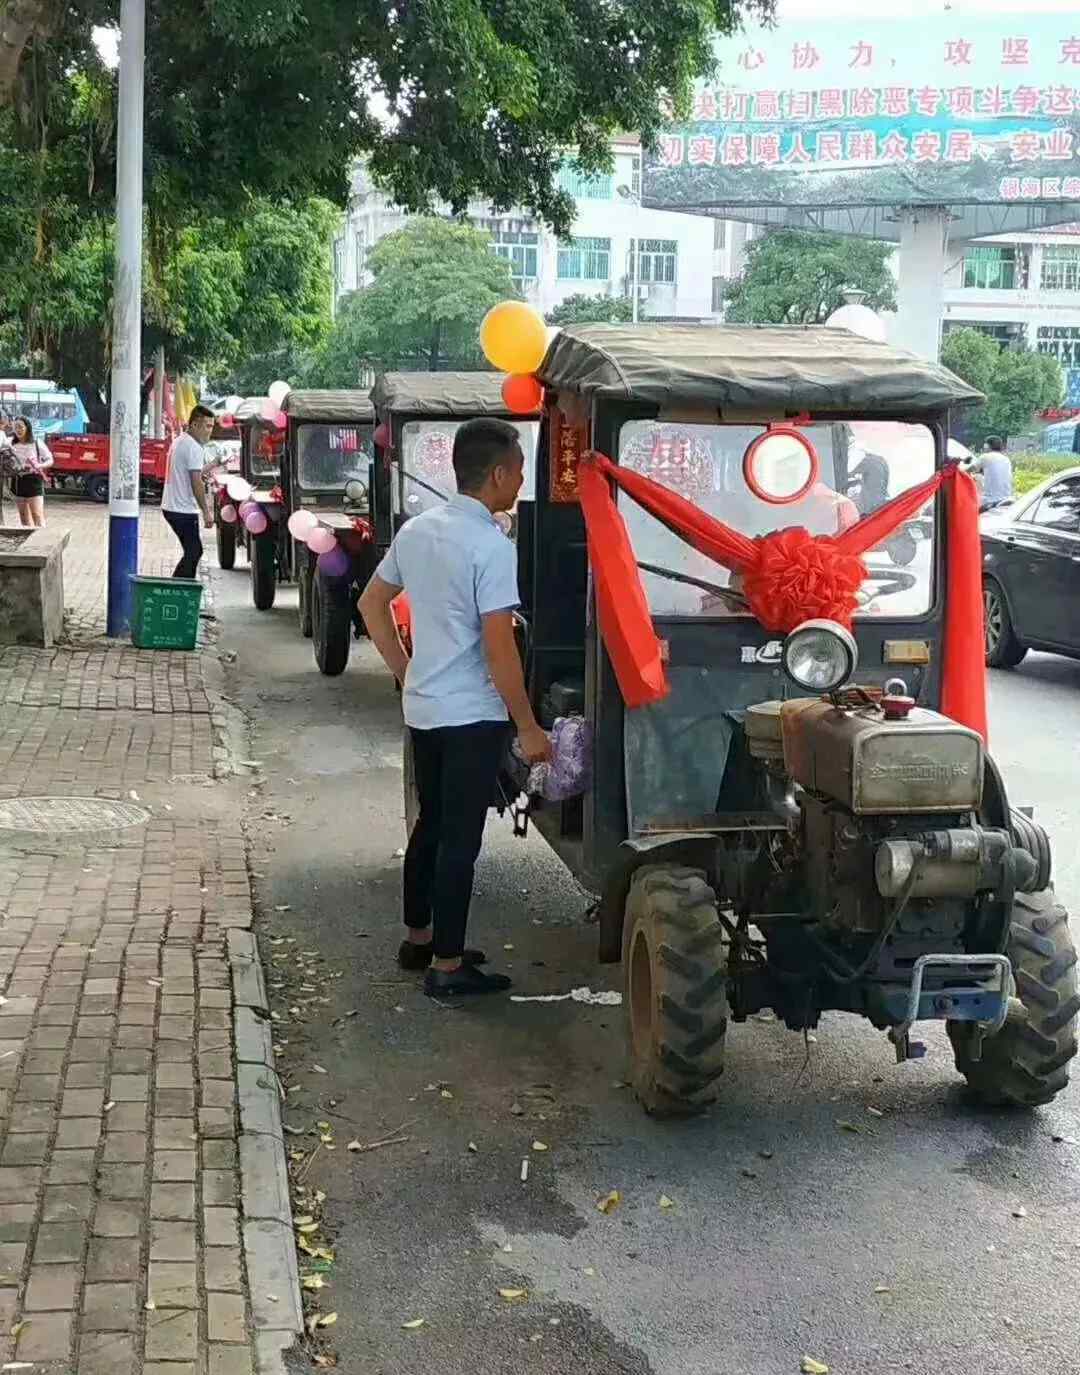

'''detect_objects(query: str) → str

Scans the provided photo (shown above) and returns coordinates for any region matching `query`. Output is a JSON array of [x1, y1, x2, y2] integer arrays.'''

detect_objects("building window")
[[1037, 325, 1080, 369], [713, 220, 727, 251], [711, 276, 725, 312], [1041, 246, 1080, 292], [482, 223, 539, 285], [333, 238, 345, 288], [630, 154, 641, 199], [637, 238, 678, 285], [962, 245, 1017, 290], [557, 162, 612, 200], [557, 236, 611, 281]]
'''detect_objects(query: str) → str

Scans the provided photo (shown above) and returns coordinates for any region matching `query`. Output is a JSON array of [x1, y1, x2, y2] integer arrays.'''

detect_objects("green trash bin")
[[130, 575, 204, 650]]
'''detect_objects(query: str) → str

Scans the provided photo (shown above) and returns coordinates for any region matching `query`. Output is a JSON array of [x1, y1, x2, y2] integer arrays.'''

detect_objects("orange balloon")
[[479, 300, 548, 374], [501, 374, 543, 414]]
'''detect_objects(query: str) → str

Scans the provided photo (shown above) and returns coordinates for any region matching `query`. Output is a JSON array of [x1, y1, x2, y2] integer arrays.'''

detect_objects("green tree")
[[3, 0, 772, 233], [720, 229, 896, 324], [305, 219, 515, 386], [941, 327, 1064, 445], [547, 293, 633, 326]]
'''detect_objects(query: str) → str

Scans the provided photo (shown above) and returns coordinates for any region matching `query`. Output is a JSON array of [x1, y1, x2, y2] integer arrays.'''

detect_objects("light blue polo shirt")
[[376, 494, 519, 730]]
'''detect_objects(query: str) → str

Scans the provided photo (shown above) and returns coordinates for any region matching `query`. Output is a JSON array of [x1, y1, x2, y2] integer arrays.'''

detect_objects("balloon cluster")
[[478, 302, 551, 414], [287, 509, 351, 579], [221, 475, 273, 534]]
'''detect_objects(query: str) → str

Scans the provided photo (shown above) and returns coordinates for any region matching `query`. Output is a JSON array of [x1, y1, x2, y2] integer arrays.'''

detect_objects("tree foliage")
[[304, 219, 515, 386], [721, 229, 897, 325], [546, 293, 633, 326], [941, 327, 1065, 444]]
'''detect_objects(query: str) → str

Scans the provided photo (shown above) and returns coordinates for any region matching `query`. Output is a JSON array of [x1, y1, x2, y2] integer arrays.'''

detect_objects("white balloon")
[[826, 303, 887, 343], [225, 475, 253, 502], [268, 380, 291, 407]]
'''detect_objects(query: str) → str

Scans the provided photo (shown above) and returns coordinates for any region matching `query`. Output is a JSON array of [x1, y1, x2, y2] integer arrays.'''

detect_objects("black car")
[[982, 466, 1080, 667]]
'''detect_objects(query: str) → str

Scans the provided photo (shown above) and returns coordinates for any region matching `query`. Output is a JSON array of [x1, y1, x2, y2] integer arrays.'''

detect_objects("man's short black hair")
[[453, 417, 521, 494], [986, 435, 1005, 452], [189, 404, 215, 424]]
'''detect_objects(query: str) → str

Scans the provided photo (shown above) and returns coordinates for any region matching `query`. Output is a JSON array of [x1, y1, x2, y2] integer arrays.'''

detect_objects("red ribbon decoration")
[[577, 451, 986, 741]]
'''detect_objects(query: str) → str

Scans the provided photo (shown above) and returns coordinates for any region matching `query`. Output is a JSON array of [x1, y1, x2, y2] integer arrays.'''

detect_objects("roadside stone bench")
[[0, 524, 71, 646]]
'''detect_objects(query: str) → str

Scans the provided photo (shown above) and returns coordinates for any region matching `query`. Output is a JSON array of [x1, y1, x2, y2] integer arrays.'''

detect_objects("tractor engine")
[[745, 694, 1044, 955]]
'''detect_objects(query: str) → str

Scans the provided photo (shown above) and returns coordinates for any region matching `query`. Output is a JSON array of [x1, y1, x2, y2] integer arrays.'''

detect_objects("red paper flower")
[[742, 527, 867, 633]]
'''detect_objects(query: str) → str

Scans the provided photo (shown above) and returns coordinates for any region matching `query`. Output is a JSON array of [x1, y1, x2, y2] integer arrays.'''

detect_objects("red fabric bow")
[[577, 451, 986, 741], [268, 484, 284, 505], [352, 516, 374, 541]]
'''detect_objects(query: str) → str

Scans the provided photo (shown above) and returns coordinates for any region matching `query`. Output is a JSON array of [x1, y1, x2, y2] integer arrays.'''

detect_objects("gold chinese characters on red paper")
[[549, 405, 586, 503]]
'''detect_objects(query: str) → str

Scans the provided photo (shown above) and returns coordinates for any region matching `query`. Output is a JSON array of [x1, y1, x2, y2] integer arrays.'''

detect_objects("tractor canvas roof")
[[234, 397, 269, 422], [282, 390, 374, 423], [372, 371, 537, 419], [537, 323, 984, 417]]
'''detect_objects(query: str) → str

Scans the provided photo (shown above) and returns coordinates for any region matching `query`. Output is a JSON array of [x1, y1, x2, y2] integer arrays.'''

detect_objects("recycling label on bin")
[[132, 578, 202, 650]]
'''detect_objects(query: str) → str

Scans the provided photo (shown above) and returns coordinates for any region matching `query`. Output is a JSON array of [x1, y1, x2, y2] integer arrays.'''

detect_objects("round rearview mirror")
[[742, 427, 820, 506], [344, 478, 367, 504]]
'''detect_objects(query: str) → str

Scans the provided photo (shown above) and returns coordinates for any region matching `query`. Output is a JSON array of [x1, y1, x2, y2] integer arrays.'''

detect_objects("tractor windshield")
[[618, 420, 936, 619], [397, 419, 538, 516], [297, 423, 373, 490]]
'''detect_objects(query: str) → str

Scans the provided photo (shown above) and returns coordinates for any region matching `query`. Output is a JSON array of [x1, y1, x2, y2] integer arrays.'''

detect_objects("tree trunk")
[[0, 0, 54, 109], [428, 320, 442, 372]]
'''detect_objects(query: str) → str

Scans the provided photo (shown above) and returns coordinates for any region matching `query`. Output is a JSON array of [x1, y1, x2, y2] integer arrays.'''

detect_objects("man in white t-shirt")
[[162, 405, 215, 578]]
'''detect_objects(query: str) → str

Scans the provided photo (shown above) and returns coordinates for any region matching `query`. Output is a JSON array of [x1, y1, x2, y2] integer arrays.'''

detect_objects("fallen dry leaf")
[[346, 1140, 362, 1152], [440, 1090, 454, 1100], [296, 1222, 320, 1235], [468, 1142, 478, 1153], [520, 1159, 530, 1183], [596, 1190, 622, 1215], [294, 1216, 314, 1227], [866, 1106, 885, 1118], [401, 1319, 426, 1331], [312, 1065, 328, 1075], [318, 1313, 338, 1328], [873, 1285, 891, 1295], [1012, 1205, 1027, 1219], [658, 1195, 675, 1210], [532, 1141, 548, 1152], [499, 1288, 527, 1301], [801, 1359, 829, 1375], [302, 1275, 326, 1291], [144, 1301, 156, 1311], [8, 1322, 25, 1339]]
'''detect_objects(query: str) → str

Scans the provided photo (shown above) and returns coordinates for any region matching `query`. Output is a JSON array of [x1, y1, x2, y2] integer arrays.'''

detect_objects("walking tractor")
[[278, 390, 376, 673], [474, 322, 1077, 1117], [210, 397, 280, 573]]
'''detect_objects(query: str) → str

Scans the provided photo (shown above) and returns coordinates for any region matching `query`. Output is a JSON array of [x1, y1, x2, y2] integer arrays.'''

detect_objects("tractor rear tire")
[[312, 571, 350, 676], [949, 889, 1079, 1107], [86, 474, 109, 503], [250, 534, 276, 611], [216, 517, 236, 572], [623, 865, 728, 1118]]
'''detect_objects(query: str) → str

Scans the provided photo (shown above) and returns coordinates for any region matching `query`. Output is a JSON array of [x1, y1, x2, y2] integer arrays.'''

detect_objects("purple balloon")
[[244, 509, 269, 536], [317, 544, 351, 579]]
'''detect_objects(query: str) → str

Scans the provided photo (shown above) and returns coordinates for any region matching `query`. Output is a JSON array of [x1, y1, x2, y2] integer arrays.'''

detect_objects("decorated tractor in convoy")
[[405, 312, 1077, 1119]]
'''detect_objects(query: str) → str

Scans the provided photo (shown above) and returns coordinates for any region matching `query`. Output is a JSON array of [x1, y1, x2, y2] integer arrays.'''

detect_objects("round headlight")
[[344, 478, 368, 505], [782, 619, 858, 693]]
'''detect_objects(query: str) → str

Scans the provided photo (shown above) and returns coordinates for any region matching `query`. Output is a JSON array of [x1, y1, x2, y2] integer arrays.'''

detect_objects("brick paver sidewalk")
[[0, 500, 300, 1374]]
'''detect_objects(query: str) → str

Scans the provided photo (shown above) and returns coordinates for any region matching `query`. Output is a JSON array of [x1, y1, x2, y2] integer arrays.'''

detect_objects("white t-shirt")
[[162, 433, 206, 514]]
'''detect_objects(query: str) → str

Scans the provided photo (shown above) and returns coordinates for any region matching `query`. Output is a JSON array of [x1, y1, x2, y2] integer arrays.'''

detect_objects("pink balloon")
[[237, 500, 258, 519], [274, 410, 287, 429], [244, 509, 269, 535], [287, 509, 317, 539], [219, 414, 235, 429], [225, 475, 252, 502], [305, 525, 337, 556], [373, 422, 390, 449], [317, 544, 350, 579], [220, 504, 237, 524], [260, 397, 277, 421]]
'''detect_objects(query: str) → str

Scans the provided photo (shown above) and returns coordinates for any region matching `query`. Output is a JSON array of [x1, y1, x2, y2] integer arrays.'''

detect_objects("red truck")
[[46, 435, 172, 503]]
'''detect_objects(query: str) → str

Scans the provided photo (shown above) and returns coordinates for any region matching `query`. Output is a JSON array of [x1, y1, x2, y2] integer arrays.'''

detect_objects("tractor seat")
[[542, 677, 585, 724]]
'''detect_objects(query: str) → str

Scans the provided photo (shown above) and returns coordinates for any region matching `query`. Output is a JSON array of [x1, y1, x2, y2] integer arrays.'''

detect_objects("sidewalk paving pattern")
[[0, 501, 300, 1373]]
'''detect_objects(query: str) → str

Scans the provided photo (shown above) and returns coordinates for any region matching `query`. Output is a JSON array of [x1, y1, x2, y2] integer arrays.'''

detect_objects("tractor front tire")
[[250, 534, 276, 611], [297, 559, 314, 638], [312, 571, 351, 676], [623, 866, 728, 1118], [216, 517, 236, 572], [949, 889, 1079, 1108]]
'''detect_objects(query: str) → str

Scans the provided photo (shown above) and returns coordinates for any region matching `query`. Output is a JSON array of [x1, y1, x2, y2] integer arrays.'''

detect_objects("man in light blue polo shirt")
[[359, 418, 550, 997]]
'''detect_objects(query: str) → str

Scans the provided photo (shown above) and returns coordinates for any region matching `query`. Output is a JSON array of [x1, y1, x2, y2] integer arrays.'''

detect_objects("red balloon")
[[501, 374, 543, 414], [373, 422, 390, 450]]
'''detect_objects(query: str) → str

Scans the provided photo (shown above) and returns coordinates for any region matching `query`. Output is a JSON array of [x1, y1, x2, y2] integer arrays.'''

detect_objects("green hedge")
[[1012, 452, 1078, 496]]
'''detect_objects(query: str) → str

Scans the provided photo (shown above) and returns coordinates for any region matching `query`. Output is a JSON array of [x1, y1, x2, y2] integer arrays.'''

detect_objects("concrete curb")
[[231, 931, 302, 1372]]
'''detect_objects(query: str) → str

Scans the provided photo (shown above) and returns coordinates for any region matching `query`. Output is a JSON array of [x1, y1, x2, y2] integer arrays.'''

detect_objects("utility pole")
[[105, 0, 145, 637]]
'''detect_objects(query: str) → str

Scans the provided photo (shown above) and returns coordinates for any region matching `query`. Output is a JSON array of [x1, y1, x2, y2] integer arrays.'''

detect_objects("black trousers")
[[163, 510, 203, 580], [403, 721, 508, 959]]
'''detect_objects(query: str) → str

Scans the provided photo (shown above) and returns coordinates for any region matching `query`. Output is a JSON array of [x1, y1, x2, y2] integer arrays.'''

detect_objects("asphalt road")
[[212, 566, 1080, 1375]]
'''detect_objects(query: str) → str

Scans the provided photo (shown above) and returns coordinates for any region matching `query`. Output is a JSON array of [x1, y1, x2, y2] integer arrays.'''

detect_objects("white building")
[[941, 225, 1080, 403], [333, 138, 750, 324]]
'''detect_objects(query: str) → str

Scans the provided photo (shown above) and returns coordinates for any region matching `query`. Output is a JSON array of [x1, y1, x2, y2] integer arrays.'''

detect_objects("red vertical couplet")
[[940, 467, 988, 742]]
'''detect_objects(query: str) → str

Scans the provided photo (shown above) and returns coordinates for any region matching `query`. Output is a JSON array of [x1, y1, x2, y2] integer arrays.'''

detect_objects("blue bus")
[[0, 380, 89, 435]]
